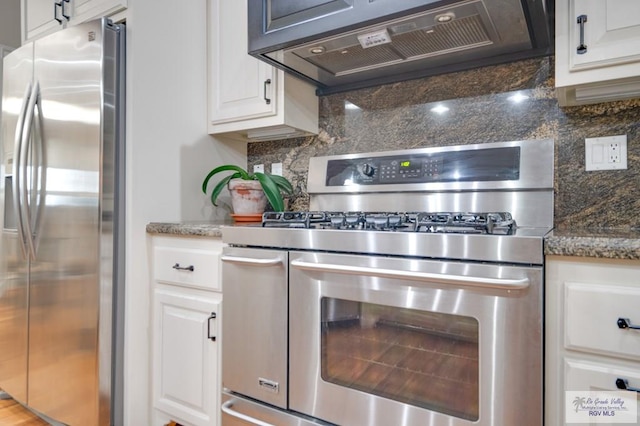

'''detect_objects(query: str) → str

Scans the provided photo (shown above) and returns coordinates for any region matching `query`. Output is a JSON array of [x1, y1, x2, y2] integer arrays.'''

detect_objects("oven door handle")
[[221, 255, 283, 266], [290, 260, 530, 290], [221, 399, 275, 426]]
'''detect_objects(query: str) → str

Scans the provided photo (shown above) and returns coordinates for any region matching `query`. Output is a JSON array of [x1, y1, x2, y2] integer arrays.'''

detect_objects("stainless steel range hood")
[[248, 0, 554, 94]]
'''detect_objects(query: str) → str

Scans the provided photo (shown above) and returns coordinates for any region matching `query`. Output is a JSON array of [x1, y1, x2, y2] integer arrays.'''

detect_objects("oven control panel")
[[378, 157, 443, 182], [325, 146, 520, 186]]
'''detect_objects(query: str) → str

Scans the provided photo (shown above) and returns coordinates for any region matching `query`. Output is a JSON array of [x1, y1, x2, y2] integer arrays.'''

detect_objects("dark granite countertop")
[[146, 221, 229, 238], [146, 222, 640, 260], [544, 228, 640, 260]]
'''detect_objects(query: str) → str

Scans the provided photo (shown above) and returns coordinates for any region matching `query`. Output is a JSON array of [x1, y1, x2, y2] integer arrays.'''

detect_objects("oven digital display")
[[326, 146, 521, 186]]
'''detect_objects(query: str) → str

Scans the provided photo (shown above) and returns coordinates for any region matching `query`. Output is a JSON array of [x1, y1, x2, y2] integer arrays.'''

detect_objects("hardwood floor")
[[0, 392, 49, 426]]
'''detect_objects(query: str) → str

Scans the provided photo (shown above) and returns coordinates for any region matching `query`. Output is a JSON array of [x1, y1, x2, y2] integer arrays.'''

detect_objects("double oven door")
[[221, 247, 543, 426]]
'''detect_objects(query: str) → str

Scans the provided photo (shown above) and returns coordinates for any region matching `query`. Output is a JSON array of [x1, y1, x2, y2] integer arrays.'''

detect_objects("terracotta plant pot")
[[228, 179, 267, 214]]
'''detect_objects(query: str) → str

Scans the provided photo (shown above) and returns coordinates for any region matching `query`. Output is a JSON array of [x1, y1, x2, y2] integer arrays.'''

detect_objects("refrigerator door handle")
[[31, 84, 46, 256], [20, 81, 42, 260], [12, 83, 33, 259]]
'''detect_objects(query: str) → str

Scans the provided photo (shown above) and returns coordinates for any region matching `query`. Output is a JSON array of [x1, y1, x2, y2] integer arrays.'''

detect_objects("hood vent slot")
[[298, 15, 492, 76], [394, 15, 492, 57]]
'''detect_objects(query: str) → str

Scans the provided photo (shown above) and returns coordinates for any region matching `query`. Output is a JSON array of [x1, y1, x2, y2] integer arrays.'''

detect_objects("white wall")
[[124, 0, 246, 424], [0, 0, 21, 48]]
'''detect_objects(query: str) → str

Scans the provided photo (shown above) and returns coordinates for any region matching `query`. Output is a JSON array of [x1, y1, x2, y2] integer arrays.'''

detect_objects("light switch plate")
[[585, 135, 627, 171], [253, 164, 264, 173]]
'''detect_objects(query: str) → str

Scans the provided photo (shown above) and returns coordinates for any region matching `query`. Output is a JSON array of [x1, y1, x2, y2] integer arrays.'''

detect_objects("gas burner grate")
[[325, 212, 365, 229], [363, 212, 414, 230], [416, 212, 516, 235], [262, 211, 329, 228], [261, 211, 516, 234], [321, 212, 417, 231]]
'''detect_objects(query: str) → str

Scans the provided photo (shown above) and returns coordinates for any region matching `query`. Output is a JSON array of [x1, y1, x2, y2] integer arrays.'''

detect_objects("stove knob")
[[361, 163, 376, 177]]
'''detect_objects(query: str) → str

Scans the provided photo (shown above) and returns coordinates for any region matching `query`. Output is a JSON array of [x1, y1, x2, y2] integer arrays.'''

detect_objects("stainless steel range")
[[220, 139, 554, 426]]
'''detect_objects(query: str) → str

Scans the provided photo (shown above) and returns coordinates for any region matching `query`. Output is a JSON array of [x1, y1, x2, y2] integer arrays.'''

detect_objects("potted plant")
[[202, 165, 293, 214]]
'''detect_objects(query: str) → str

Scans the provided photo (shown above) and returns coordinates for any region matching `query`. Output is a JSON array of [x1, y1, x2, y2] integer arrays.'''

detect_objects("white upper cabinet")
[[208, 0, 318, 141], [22, 0, 127, 43], [71, 0, 126, 25], [556, 0, 640, 105], [23, 0, 62, 43]]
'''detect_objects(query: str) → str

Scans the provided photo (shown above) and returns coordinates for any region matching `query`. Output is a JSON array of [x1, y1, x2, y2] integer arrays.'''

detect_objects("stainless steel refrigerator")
[[0, 18, 124, 426]]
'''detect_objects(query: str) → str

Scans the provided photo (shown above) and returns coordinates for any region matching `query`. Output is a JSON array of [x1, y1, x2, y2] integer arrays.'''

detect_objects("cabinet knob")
[[617, 317, 640, 330], [616, 378, 640, 393]]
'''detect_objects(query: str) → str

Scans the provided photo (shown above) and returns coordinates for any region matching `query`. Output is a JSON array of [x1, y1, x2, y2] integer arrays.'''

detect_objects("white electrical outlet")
[[271, 163, 283, 176], [585, 135, 627, 171], [253, 164, 264, 173]]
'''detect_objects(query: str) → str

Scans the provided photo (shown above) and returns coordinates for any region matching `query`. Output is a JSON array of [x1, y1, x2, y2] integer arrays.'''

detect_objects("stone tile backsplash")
[[248, 57, 640, 230]]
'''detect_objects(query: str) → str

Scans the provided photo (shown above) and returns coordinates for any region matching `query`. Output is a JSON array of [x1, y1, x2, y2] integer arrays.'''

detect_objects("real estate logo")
[[565, 391, 638, 423]]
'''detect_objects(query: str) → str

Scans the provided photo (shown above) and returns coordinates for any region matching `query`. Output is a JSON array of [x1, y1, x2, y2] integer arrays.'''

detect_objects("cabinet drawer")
[[564, 358, 640, 425], [565, 282, 640, 361], [154, 243, 221, 291]]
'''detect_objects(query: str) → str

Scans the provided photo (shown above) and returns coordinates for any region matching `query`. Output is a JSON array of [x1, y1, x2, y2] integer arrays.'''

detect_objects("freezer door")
[[0, 42, 34, 405], [26, 19, 115, 426]]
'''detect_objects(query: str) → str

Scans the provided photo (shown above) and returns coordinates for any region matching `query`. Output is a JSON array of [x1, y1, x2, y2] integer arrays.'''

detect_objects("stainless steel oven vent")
[[393, 15, 492, 58], [302, 15, 492, 76]]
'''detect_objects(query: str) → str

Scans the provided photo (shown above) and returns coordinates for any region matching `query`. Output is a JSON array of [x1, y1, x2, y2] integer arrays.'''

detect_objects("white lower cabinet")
[[545, 255, 640, 425], [151, 235, 223, 426]]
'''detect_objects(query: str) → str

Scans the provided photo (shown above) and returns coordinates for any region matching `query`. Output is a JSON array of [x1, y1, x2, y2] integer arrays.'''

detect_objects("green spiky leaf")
[[202, 165, 252, 194], [254, 172, 284, 212], [209, 173, 240, 206], [269, 174, 294, 194]]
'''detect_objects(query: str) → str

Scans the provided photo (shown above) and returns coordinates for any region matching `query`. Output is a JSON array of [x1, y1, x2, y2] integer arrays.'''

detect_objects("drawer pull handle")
[[576, 14, 588, 54], [54, 1, 63, 23], [616, 378, 640, 393], [263, 79, 272, 105], [617, 317, 640, 330], [172, 263, 194, 272], [221, 255, 282, 266], [221, 399, 275, 426], [207, 312, 217, 341], [61, 0, 70, 21]]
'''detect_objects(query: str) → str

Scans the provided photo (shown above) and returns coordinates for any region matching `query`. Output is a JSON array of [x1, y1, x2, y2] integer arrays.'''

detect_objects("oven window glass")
[[320, 297, 479, 421]]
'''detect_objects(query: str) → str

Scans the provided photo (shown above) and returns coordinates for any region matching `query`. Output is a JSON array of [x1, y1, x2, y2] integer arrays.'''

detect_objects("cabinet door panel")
[[570, 0, 640, 70], [153, 287, 220, 426], [564, 358, 640, 425], [71, 0, 127, 26], [564, 282, 640, 361], [266, 0, 352, 32], [24, 0, 63, 42], [210, 0, 277, 124]]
